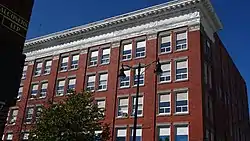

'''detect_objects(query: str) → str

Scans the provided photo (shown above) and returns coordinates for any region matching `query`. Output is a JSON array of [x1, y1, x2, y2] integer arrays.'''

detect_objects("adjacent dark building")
[[0, 0, 34, 138], [2, 0, 250, 141]]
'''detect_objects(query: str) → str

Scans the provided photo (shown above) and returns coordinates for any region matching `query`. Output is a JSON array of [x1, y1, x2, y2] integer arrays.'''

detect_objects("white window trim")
[[135, 40, 146, 59], [175, 90, 189, 114], [175, 59, 188, 82], [120, 70, 130, 88], [159, 62, 171, 83], [117, 97, 129, 118], [131, 96, 144, 117], [122, 43, 132, 61], [175, 31, 188, 51], [158, 93, 171, 115], [159, 34, 172, 54]]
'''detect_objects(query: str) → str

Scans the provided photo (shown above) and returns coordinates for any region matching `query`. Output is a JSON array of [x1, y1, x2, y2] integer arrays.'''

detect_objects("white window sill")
[[130, 115, 143, 118], [33, 75, 41, 77], [174, 112, 189, 116], [55, 94, 64, 97], [88, 65, 97, 68], [119, 86, 130, 89], [97, 89, 107, 92], [24, 122, 32, 125], [59, 70, 68, 73], [159, 51, 172, 55], [158, 81, 172, 85], [157, 113, 171, 117], [69, 68, 78, 71], [121, 58, 132, 62], [134, 56, 146, 60], [174, 79, 188, 83], [174, 48, 188, 52], [43, 73, 50, 76], [100, 62, 110, 66], [7, 123, 16, 126], [116, 116, 129, 119], [38, 96, 46, 99], [133, 84, 145, 87]]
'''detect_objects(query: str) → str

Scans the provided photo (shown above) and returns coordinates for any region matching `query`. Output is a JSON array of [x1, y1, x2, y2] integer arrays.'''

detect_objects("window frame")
[[116, 128, 127, 141], [120, 69, 130, 88], [159, 62, 171, 83], [89, 50, 98, 66], [158, 126, 171, 141], [25, 107, 34, 123], [159, 34, 172, 54], [40, 82, 48, 98], [56, 79, 65, 96], [122, 43, 132, 61], [131, 96, 143, 117], [117, 97, 129, 118], [175, 90, 189, 114], [175, 31, 188, 51], [101, 48, 110, 65], [8, 109, 18, 124], [60, 56, 69, 71], [158, 93, 171, 115], [86, 75, 96, 92], [43, 60, 52, 75], [70, 54, 79, 69], [135, 40, 146, 58], [175, 59, 188, 81], [98, 73, 108, 91], [133, 67, 145, 86], [34, 62, 43, 76], [30, 84, 39, 98]]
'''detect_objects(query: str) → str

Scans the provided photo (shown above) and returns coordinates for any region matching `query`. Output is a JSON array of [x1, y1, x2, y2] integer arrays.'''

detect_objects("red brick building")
[[3, 0, 250, 141]]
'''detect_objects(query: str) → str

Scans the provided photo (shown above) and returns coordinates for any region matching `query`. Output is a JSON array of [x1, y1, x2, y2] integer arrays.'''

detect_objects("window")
[[34, 62, 42, 76], [135, 40, 146, 58], [134, 67, 145, 86], [56, 80, 65, 96], [160, 62, 171, 83], [25, 107, 34, 123], [21, 132, 29, 141], [160, 35, 171, 53], [17, 86, 23, 100], [94, 130, 102, 141], [176, 31, 187, 51], [98, 73, 108, 90], [60, 56, 68, 71], [158, 127, 170, 141], [35, 106, 43, 121], [101, 48, 110, 64], [175, 125, 188, 141], [22, 65, 27, 79], [159, 93, 171, 115], [30, 84, 38, 98], [68, 78, 76, 91], [8, 109, 18, 124], [116, 128, 127, 141], [117, 97, 129, 118], [130, 128, 142, 141], [89, 50, 98, 66], [120, 70, 130, 88], [97, 99, 105, 115], [176, 59, 188, 80], [40, 82, 48, 98], [6, 133, 13, 141], [131, 96, 143, 116], [122, 43, 132, 60], [87, 75, 95, 91], [71, 55, 79, 69], [175, 91, 188, 113], [44, 60, 52, 74]]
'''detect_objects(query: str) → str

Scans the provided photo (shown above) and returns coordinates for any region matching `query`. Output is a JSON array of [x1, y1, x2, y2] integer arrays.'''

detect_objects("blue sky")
[[27, 0, 250, 111]]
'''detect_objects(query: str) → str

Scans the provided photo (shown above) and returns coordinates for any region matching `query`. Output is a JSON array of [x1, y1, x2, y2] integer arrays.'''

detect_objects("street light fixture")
[[118, 58, 163, 141]]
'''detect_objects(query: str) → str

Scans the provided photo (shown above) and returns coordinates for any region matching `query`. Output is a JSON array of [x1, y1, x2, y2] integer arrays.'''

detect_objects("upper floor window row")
[[86, 72, 108, 92], [56, 77, 77, 96], [30, 82, 48, 99], [60, 54, 80, 71], [122, 40, 146, 61], [34, 60, 52, 76], [89, 48, 111, 67], [159, 31, 188, 54]]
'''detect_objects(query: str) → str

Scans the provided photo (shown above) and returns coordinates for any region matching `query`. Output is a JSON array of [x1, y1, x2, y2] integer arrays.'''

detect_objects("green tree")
[[29, 91, 110, 141]]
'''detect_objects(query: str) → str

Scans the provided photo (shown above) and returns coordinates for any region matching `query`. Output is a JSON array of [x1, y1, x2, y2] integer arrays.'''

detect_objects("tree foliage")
[[29, 91, 110, 141]]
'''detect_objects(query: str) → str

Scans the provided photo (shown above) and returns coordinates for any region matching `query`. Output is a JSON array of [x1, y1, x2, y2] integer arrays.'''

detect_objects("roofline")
[[24, 0, 222, 47]]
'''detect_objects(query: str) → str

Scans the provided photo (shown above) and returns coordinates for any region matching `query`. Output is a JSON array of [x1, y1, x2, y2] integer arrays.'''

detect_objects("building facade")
[[3, 0, 250, 140]]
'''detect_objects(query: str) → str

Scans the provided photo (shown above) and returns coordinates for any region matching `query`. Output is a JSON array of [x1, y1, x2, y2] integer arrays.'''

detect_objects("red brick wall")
[[3, 28, 206, 141]]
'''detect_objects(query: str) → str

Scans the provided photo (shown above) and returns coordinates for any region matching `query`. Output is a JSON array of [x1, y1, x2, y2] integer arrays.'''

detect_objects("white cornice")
[[25, 11, 200, 61], [24, 0, 223, 61]]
